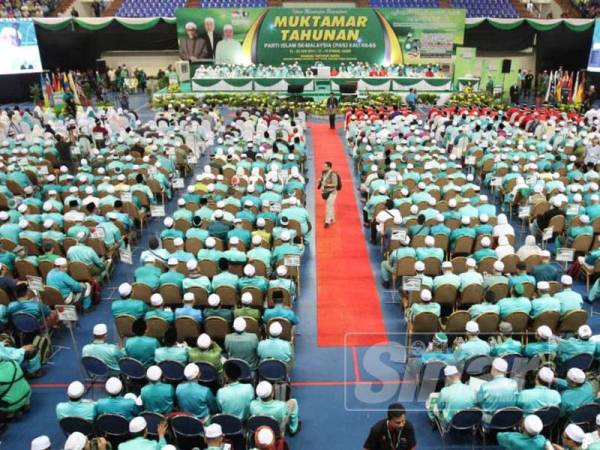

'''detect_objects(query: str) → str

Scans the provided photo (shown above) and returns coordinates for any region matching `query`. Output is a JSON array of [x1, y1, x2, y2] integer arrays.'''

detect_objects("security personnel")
[[118, 416, 168, 450], [250, 381, 300, 435], [145, 294, 174, 323], [96, 377, 139, 420], [55, 381, 96, 421], [531, 281, 560, 318], [497, 414, 547, 450], [490, 322, 523, 357], [476, 358, 519, 423], [216, 363, 255, 420], [225, 317, 259, 369], [497, 284, 532, 319], [134, 256, 162, 290], [407, 289, 441, 321], [517, 367, 561, 414], [234, 292, 261, 321], [556, 368, 594, 417], [257, 322, 294, 365], [557, 325, 596, 363], [555, 275, 583, 315], [154, 328, 188, 365], [175, 363, 218, 419], [82, 323, 125, 375], [111, 282, 148, 320], [430, 365, 476, 425], [124, 319, 160, 367], [188, 334, 223, 376], [454, 321, 491, 363], [139, 366, 174, 415], [523, 325, 558, 358], [175, 292, 203, 324]]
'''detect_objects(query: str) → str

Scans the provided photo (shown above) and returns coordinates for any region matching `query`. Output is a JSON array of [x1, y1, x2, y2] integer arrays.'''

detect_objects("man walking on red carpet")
[[318, 161, 341, 228]]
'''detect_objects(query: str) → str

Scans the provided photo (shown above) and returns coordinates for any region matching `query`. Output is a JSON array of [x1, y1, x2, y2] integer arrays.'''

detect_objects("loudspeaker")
[[340, 82, 358, 94], [95, 59, 107, 73], [287, 85, 304, 94], [502, 59, 511, 74], [176, 60, 190, 82]]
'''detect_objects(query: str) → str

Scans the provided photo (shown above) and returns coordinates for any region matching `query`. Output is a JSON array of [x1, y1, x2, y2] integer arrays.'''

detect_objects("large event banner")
[[175, 7, 464, 66]]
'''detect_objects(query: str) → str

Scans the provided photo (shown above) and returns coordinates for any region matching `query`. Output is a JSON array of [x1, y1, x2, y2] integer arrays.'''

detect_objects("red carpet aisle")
[[311, 122, 387, 347]]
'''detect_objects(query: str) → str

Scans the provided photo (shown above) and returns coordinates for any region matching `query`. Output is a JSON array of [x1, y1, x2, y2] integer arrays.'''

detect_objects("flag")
[[544, 70, 554, 103], [555, 72, 562, 103], [67, 71, 81, 105], [40, 73, 49, 108], [575, 71, 586, 104], [572, 71, 580, 105], [567, 71, 574, 103]]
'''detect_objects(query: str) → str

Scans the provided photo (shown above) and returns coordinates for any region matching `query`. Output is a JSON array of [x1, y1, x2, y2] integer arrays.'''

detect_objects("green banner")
[[175, 7, 464, 66]]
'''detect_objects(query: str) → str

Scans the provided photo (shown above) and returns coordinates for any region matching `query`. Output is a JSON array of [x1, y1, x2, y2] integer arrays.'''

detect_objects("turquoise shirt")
[[175, 382, 217, 418], [257, 338, 293, 364], [517, 385, 561, 414], [476, 375, 519, 415], [468, 303, 500, 319], [262, 305, 299, 325], [154, 346, 188, 365], [496, 432, 547, 450], [454, 338, 491, 362], [554, 289, 583, 315], [82, 340, 125, 374], [124, 336, 160, 367], [56, 399, 97, 421], [523, 341, 558, 358], [559, 381, 594, 416], [490, 338, 522, 357], [96, 396, 138, 421], [557, 337, 596, 362], [216, 382, 255, 420], [140, 382, 175, 414], [111, 299, 148, 319], [530, 295, 561, 318], [47, 268, 83, 298], [497, 297, 532, 319], [437, 381, 476, 423]]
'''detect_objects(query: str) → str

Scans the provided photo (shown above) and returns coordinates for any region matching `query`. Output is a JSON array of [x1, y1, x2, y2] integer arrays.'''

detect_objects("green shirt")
[[225, 332, 259, 368]]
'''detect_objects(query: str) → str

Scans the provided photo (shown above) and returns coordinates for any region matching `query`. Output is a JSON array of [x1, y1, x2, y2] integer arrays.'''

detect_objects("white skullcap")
[[415, 261, 425, 272], [537, 325, 552, 339], [565, 424, 585, 443], [256, 427, 275, 446], [492, 357, 508, 373], [214, 210, 224, 219], [256, 218, 266, 227], [465, 321, 479, 334], [197, 333, 211, 349], [567, 368, 586, 384], [55, 257, 68, 267], [493, 261, 504, 272], [281, 230, 291, 242], [229, 236, 240, 245], [466, 258, 476, 267], [163, 217, 174, 227], [187, 259, 198, 270], [64, 431, 87, 450], [105, 377, 123, 395], [208, 293, 220, 307], [233, 317, 246, 332], [177, 198, 185, 207], [269, 321, 283, 337], [244, 264, 256, 277], [442, 261, 453, 269], [118, 283, 132, 297], [424, 236, 435, 247], [146, 365, 162, 382], [167, 258, 178, 267], [538, 367, 554, 384], [185, 21, 197, 30], [541, 250, 551, 258], [67, 381, 85, 399], [444, 365, 458, 377], [241, 292, 253, 305], [461, 216, 470, 225], [0, 211, 8, 221], [561, 275, 572, 285], [252, 235, 263, 246], [93, 323, 107, 335], [150, 293, 163, 306], [184, 363, 200, 380], [31, 436, 51, 450], [481, 237, 491, 247], [480, 214, 489, 223], [43, 219, 54, 229], [578, 325, 592, 339], [19, 219, 29, 229], [420, 289, 432, 302], [537, 281, 549, 291], [581, 215, 590, 224], [129, 416, 147, 433], [173, 237, 184, 247], [205, 237, 216, 248], [204, 423, 223, 439], [256, 381, 273, 398], [276, 265, 288, 277], [523, 415, 543, 435], [183, 292, 195, 303]]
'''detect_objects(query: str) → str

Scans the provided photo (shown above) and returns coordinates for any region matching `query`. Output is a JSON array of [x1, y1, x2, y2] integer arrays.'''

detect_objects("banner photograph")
[[175, 7, 465, 66]]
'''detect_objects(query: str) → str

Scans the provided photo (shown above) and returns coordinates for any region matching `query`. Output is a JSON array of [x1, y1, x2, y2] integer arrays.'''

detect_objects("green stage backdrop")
[[175, 7, 465, 67]]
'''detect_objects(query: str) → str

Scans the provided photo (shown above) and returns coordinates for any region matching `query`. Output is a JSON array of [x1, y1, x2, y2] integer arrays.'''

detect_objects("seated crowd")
[[0, 103, 215, 436], [345, 103, 600, 446], [52, 107, 308, 449]]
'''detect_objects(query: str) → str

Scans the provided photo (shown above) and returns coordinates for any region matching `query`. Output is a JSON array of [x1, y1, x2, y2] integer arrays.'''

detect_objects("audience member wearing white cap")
[[380, 239, 417, 287], [407, 289, 440, 321], [111, 282, 149, 320], [530, 281, 561, 319], [556, 324, 595, 363], [560, 368, 594, 417], [458, 258, 483, 292], [476, 358, 518, 423], [497, 414, 546, 449], [233, 291, 261, 322], [554, 274, 584, 316], [453, 321, 491, 363], [146, 294, 174, 323], [516, 367, 561, 414], [175, 363, 218, 419], [46, 257, 87, 307], [96, 377, 139, 421], [189, 333, 224, 375], [174, 292, 203, 324], [140, 365, 175, 415], [427, 364, 476, 425], [119, 416, 168, 449], [56, 381, 96, 421], [204, 423, 224, 448], [523, 325, 557, 358], [562, 423, 586, 448], [250, 380, 301, 435], [204, 293, 234, 323], [257, 321, 294, 364], [30, 436, 51, 450], [225, 317, 260, 368], [81, 323, 125, 374], [582, 414, 600, 448]]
